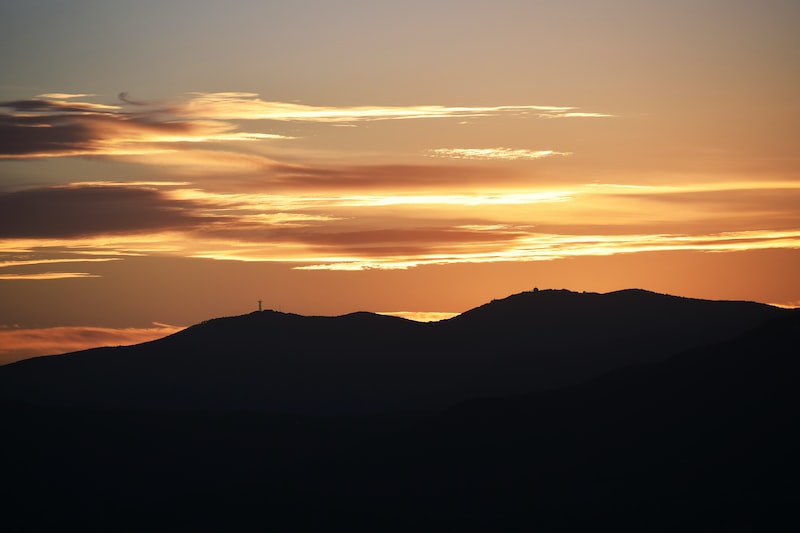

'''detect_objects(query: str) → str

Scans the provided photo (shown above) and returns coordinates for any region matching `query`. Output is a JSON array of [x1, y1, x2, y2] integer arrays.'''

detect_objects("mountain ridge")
[[2, 290, 798, 530], [0, 288, 788, 415]]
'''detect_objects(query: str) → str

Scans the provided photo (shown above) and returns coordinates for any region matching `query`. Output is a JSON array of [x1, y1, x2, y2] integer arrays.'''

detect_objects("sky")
[[1, 0, 799, 363]]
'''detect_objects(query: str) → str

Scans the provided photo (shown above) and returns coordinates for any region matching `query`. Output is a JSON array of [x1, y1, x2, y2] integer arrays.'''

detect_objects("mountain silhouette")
[[1, 289, 798, 531], [0, 288, 787, 414], [346, 307, 800, 531]]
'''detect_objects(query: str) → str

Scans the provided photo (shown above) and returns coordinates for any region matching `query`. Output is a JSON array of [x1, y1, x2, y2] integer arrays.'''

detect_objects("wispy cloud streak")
[[0, 257, 120, 268], [294, 229, 800, 270], [0, 94, 290, 159], [1, 93, 796, 282], [3, 181, 798, 275], [0, 324, 184, 365], [178, 92, 612, 122], [426, 148, 572, 160], [0, 272, 100, 280], [0, 92, 610, 159]]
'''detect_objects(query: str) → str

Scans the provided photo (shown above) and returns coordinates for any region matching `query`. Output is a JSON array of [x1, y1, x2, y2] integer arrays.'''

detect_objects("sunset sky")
[[1, 0, 799, 363]]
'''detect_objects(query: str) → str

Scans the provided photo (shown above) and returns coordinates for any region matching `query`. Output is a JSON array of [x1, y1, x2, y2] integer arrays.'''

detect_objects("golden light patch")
[[377, 311, 460, 322]]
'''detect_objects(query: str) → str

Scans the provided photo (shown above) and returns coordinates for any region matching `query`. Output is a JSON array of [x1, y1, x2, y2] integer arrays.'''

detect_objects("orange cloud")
[[0, 257, 120, 268], [426, 148, 572, 160], [2, 151, 798, 277], [2, 178, 798, 274], [0, 272, 100, 280], [262, 162, 515, 191], [0, 184, 221, 238], [0, 324, 184, 365], [0, 95, 290, 160], [178, 92, 613, 122], [0, 92, 610, 161], [292, 229, 800, 271], [37, 92, 98, 100]]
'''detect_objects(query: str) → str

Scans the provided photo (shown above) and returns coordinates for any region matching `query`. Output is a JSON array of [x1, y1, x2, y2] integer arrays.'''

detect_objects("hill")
[[0, 288, 787, 414], [1, 290, 798, 530]]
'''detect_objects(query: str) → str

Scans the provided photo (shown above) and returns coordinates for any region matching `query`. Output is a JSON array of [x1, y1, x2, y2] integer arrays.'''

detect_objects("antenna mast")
[[258, 299, 263, 312]]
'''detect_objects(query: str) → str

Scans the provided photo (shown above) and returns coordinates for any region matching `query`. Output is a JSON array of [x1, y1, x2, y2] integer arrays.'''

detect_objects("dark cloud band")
[[0, 185, 216, 238]]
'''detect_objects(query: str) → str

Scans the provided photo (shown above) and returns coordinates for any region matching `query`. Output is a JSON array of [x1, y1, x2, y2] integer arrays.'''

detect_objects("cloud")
[[117, 91, 152, 106], [615, 186, 800, 212], [139, 158, 530, 193], [0, 91, 608, 162], [263, 161, 515, 190], [294, 229, 800, 271], [1, 97, 120, 113], [3, 97, 797, 279], [0, 95, 290, 159], [426, 148, 572, 160], [285, 226, 522, 250], [163, 188, 572, 237], [37, 93, 97, 100], [0, 272, 100, 280], [540, 112, 612, 119], [0, 257, 120, 268], [0, 251, 125, 281], [0, 184, 220, 238], [184, 221, 532, 265], [0, 324, 184, 365], [155, 181, 800, 269], [179, 92, 612, 122], [0, 111, 113, 158], [582, 182, 800, 232], [186, 220, 525, 258]]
